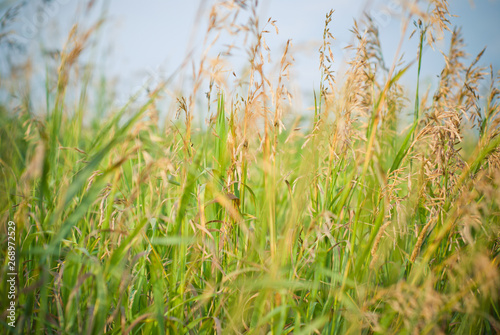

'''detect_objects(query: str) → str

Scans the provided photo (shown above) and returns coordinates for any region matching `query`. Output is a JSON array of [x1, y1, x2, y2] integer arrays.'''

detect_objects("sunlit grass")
[[1, 1, 499, 334]]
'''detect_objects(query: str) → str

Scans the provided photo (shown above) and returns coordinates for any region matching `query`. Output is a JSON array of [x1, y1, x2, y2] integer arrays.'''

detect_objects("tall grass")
[[1, 0, 499, 334]]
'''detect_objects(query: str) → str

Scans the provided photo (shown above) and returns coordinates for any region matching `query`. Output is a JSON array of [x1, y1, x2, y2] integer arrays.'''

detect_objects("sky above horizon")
[[1, 0, 500, 114], [103, 0, 500, 103]]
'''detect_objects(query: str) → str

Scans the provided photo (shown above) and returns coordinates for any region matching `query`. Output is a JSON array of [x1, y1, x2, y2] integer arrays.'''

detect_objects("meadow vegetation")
[[1, 0, 499, 333]]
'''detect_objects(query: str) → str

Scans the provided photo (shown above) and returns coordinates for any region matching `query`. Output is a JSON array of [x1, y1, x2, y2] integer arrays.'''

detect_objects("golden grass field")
[[1, 0, 499, 334]]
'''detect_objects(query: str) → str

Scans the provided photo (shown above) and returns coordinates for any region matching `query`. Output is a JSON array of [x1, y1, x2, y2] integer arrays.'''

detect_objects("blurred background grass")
[[0, 0, 499, 334]]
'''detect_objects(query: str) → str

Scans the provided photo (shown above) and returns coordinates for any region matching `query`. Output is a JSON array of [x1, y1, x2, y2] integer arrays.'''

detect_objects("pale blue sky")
[[101, 0, 500, 111], [1, 0, 499, 114]]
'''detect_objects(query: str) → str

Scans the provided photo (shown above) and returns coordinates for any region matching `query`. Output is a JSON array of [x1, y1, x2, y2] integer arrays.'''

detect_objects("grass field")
[[1, 0, 500, 334]]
